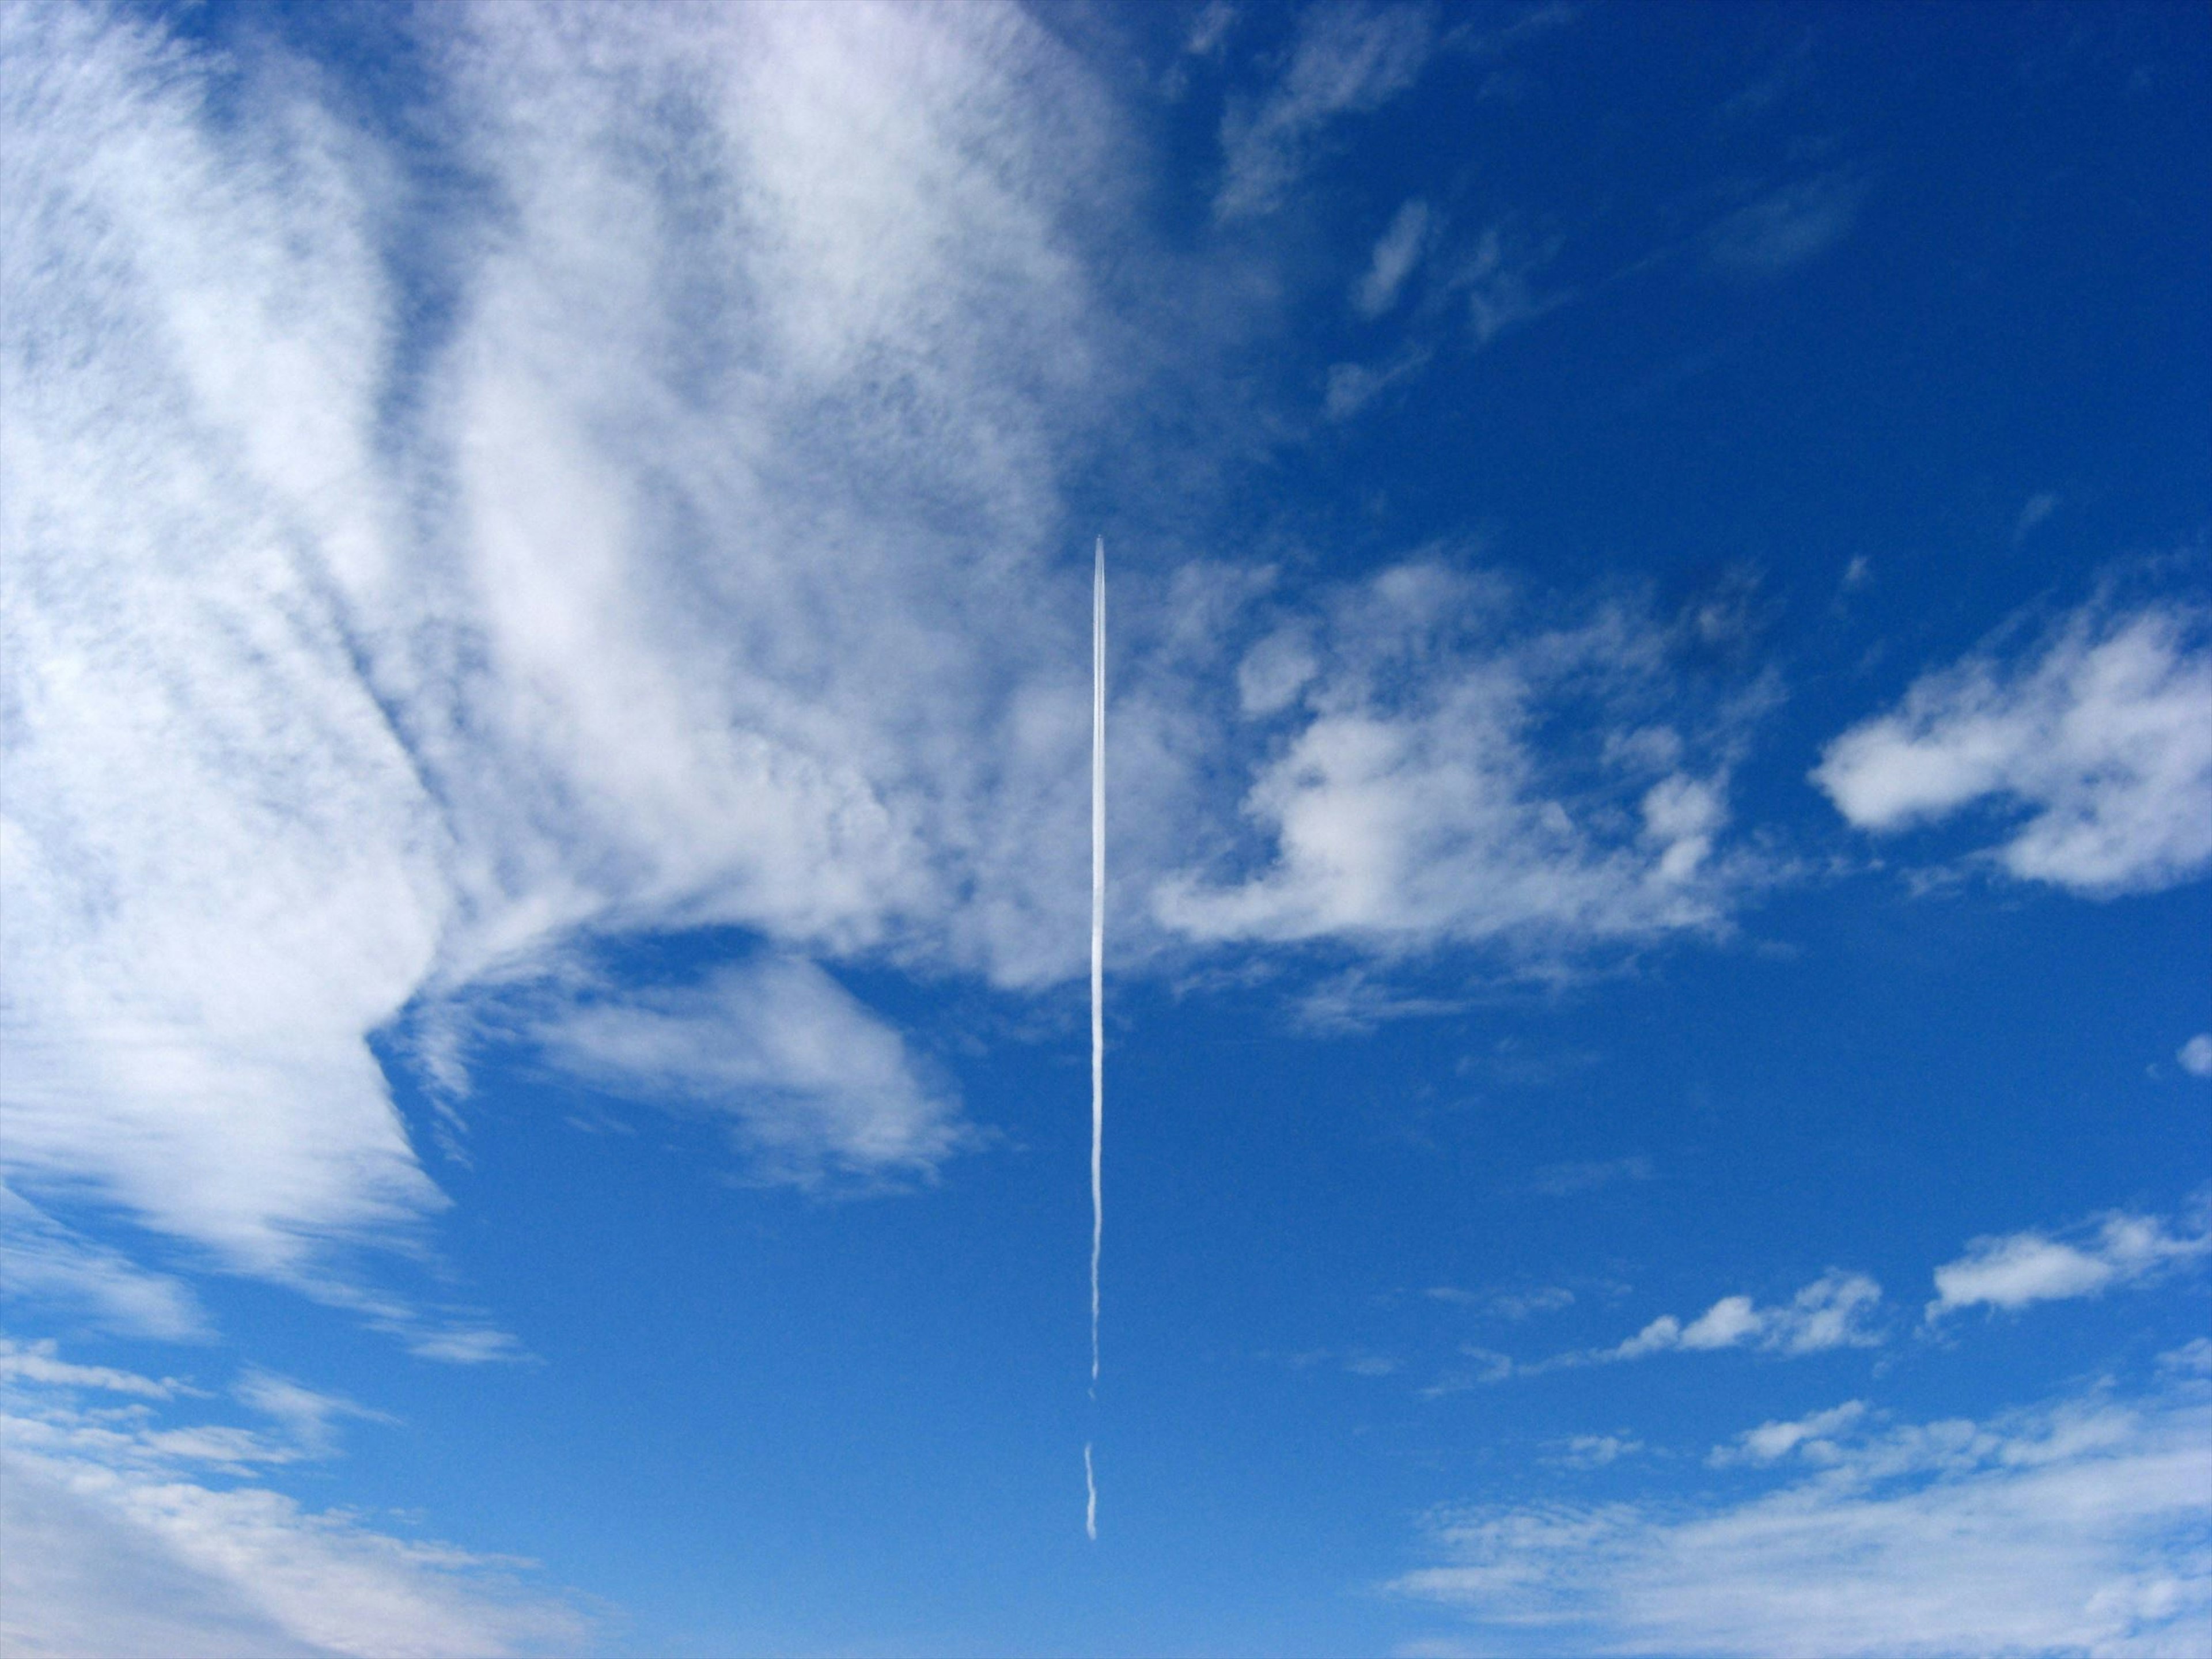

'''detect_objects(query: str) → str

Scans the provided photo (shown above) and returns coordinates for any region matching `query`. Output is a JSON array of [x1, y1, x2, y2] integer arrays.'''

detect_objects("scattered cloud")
[[1604, 1270, 1883, 1360], [1324, 345, 1434, 420], [530, 956, 970, 1188], [1450, 223, 1564, 347], [1, 0, 1122, 1319], [0, 1188, 211, 1342], [1710, 1399, 1868, 1467], [1356, 198, 1432, 317], [2179, 1035, 2212, 1079], [1707, 169, 1868, 276], [2015, 490, 2061, 543], [0, 1339, 579, 1656], [1187, 1, 1238, 59], [1290, 965, 1465, 1033], [0, 1339, 189, 1402], [1552, 1433, 1642, 1468], [1526, 1157, 1652, 1198], [1216, 3, 1435, 219], [1395, 1372, 2212, 1656], [1157, 563, 1768, 959], [1484, 1286, 1577, 1321], [1814, 598, 2212, 895], [1928, 1199, 2212, 1319], [233, 1369, 395, 1460]]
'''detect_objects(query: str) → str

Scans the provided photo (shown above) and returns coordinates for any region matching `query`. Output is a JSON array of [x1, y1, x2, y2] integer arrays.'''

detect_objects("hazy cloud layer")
[[1395, 1369, 2212, 1656], [2, 0, 1119, 1298], [1, 1345, 579, 1657]]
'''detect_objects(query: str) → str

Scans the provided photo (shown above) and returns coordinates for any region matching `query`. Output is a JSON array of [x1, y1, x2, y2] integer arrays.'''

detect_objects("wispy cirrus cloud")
[[1393, 1364, 2212, 1657], [1707, 169, 1869, 276], [1815, 596, 2212, 895], [1215, 3, 1435, 220], [1, 1343, 580, 1657], [0, 1189, 211, 1343], [2, 0, 1124, 1319]]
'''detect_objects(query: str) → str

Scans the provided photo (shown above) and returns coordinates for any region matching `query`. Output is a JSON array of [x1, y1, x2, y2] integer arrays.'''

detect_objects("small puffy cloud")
[[532, 956, 969, 1188], [1553, 1433, 1641, 1468], [1929, 1202, 2212, 1319], [2179, 1035, 2212, 1078], [1394, 1378, 2212, 1656], [1713, 1399, 1868, 1466], [1216, 3, 1434, 219], [1814, 600, 2212, 895], [1355, 198, 1431, 317], [1157, 562, 1767, 960], [1604, 1271, 1883, 1361]]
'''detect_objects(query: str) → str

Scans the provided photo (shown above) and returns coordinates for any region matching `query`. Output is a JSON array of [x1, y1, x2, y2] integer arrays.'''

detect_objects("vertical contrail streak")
[[1090, 536, 1105, 1393], [1084, 1440, 1098, 1541]]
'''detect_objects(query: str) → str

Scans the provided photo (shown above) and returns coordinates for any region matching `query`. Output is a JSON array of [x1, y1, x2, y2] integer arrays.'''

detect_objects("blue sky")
[[3, 2, 2209, 1654]]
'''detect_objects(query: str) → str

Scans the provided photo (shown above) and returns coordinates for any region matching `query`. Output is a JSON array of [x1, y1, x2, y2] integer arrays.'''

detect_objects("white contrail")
[[1090, 535, 1105, 1396], [1084, 1440, 1098, 1541]]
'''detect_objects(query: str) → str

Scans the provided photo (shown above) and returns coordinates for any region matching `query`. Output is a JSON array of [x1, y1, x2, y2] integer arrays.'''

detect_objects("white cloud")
[[0, 1340, 579, 1656], [0, 1188, 210, 1342], [1187, 1, 1238, 58], [1604, 1270, 1883, 1361], [1395, 1376, 2212, 1656], [1157, 563, 1763, 957], [233, 1370, 394, 1461], [1526, 1158, 1652, 1198], [1813, 599, 2212, 895], [1707, 170, 1867, 275], [1323, 345, 1434, 420], [1554, 1433, 1641, 1468], [1452, 223, 1562, 346], [0, 1339, 186, 1402], [529, 956, 968, 1188], [2, 0, 1127, 1314], [1712, 1399, 1868, 1466], [1216, 3, 1434, 219], [1355, 198, 1431, 316], [2179, 1035, 2212, 1078], [1472, 1286, 1575, 1321], [1929, 1200, 2212, 1319], [2016, 490, 2060, 543]]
